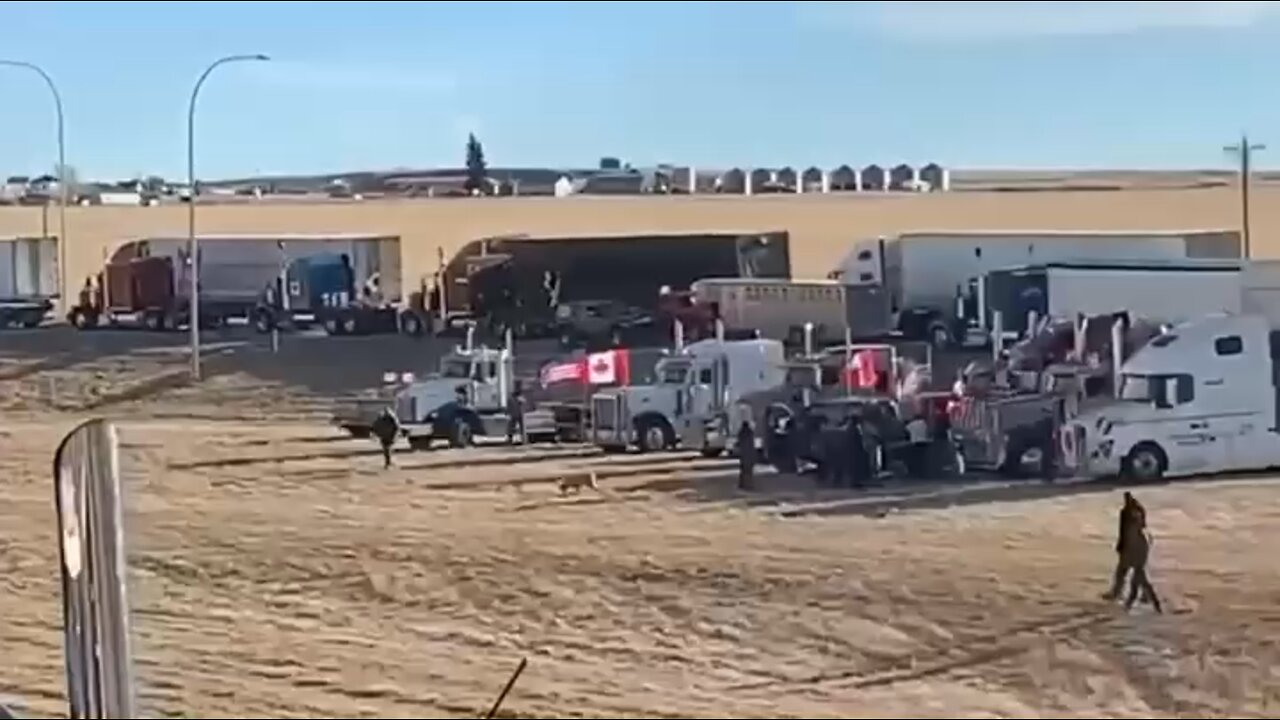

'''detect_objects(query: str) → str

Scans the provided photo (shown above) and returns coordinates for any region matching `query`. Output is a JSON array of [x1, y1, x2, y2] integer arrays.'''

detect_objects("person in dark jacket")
[[1105, 491, 1163, 612], [506, 380, 525, 444], [820, 424, 847, 487], [370, 408, 400, 469], [845, 415, 871, 488], [736, 420, 756, 491]]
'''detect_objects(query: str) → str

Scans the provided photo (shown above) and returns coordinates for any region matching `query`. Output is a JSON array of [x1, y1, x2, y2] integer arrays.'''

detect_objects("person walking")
[[370, 407, 401, 470], [845, 415, 871, 488], [904, 413, 930, 478], [1104, 491, 1163, 613], [736, 420, 757, 491]]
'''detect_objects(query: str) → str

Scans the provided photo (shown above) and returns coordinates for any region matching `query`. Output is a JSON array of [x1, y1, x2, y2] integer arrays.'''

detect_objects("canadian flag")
[[587, 349, 630, 386]]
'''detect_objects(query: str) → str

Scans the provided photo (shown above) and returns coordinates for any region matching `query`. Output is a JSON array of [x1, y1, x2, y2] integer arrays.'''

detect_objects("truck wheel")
[[449, 418, 474, 449], [634, 417, 673, 454], [342, 316, 359, 335], [927, 321, 952, 349], [1121, 442, 1167, 482], [69, 308, 98, 330], [408, 436, 434, 451], [143, 311, 165, 332], [21, 316, 42, 329], [699, 447, 725, 459], [399, 312, 425, 337], [253, 309, 274, 334], [324, 317, 344, 336]]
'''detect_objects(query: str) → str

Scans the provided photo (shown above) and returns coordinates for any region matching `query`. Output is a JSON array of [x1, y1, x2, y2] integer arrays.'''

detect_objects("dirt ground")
[[3, 186, 1280, 297], [3, 327, 1280, 719]]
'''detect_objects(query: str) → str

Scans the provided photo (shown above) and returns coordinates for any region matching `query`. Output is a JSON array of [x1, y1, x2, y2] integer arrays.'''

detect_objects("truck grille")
[[592, 396, 617, 431], [395, 395, 415, 422]]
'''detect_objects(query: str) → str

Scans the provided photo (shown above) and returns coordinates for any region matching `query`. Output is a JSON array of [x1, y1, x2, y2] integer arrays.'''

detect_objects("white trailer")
[[968, 259, 1245, 343], [1067, 313, 1280, 481], [590, 337, 787, 455], [0, 235, 58, 328], [691, 277, 847, 347], [833, 229, 1242, 347]]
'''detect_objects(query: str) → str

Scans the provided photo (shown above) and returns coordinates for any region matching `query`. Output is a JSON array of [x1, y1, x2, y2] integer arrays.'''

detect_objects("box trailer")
[[0, 235, 58, 328], [968, 259, 1245, 342], [690, 277, 847, 347], [834, 229, 1241, 347], [434, 231, 791, 337]]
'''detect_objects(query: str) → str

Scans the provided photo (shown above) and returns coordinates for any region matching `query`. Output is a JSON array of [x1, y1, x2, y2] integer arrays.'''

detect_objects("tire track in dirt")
[[727, 606, 1116, 693]]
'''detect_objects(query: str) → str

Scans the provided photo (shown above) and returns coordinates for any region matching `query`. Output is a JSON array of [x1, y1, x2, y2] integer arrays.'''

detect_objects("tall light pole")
[[187, 53, 269, 381], [0, 60, 68, 311], [1225, 133, 1266, 260]]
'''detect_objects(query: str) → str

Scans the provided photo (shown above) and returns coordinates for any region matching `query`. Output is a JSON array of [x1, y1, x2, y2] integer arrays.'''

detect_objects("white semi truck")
[[832, 229, 1242, 348], [1065, 313, 1280, 481], [332, 328, 561, 449], [590, 337, 787, 455]]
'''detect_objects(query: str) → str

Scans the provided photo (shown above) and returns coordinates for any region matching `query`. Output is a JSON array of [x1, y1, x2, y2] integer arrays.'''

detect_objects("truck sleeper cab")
[[1071, 314, 1280, 481]]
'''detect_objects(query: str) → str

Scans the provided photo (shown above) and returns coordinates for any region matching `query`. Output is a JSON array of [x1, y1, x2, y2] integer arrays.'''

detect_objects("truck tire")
[[634, 417, 673, 454], [143, 311, 166, 332], [69, 308, 98, 330], [324, 316, 344, 336], [699, 447, 725, 459], [927, 321, 952, 349], [1121, 442, 1167, 483], [449, 417, 474, 449], [341, 315, 360, 336], [408, 436, 434, 451], [399, 311, 425, 337], [253, 309, 275, 334]]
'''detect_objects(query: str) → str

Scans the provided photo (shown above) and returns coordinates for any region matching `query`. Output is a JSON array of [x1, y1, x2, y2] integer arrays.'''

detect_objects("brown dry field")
[[3, 189, 1280, 718], [2, 186, 1280, 294]]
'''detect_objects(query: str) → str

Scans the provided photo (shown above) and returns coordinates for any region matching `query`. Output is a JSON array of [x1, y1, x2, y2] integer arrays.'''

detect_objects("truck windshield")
[[1119, 373, 1192, 408], [656, 359, 690, 384], [441, 358, 472, 379], [1118, 374, 1154, 402]]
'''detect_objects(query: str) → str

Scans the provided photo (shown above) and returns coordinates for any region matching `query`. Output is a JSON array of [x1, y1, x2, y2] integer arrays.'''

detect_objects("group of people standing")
[[735, 402, 955, 491]]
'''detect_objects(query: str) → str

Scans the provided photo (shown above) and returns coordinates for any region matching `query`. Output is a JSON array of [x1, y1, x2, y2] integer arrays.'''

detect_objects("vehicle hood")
[[611, 383, 678, 410], [399, 378, 469, 417]]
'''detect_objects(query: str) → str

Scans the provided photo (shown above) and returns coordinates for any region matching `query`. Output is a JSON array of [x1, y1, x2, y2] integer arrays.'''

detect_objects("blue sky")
[[2, 1, 1280, 180]]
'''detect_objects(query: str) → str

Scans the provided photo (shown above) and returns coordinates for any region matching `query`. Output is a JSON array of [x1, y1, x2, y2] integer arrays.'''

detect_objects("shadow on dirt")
[[622, 467, 1280, 517]]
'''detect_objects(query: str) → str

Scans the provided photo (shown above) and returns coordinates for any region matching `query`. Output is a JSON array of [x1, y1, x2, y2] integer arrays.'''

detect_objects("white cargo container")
[[691, 277, 846, 346], [833, 229, 1242, 346], [976, 259, 1245, 340], [0, 235, 59, 327]]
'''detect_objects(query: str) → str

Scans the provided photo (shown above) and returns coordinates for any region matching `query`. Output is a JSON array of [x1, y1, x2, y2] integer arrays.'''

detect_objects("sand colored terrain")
[[2, 187, 1279, 299], [2, 326, 1280, 719], [3, 189, 1280, 718]]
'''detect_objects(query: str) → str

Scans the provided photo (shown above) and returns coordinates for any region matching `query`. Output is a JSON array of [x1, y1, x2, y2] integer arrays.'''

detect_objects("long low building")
[[0, 187, 1269, 300]]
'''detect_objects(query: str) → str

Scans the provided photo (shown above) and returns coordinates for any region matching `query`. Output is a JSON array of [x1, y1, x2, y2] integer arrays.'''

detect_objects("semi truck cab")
[[1068, 313, 1280, 481], [590, 338, 786, 455]]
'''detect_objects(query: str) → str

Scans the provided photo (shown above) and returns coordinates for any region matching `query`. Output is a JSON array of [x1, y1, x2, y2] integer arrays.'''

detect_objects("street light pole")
[[1225, 133, 1266, 260], [0, 59, 68, 312], [187, 53, 270, 381]]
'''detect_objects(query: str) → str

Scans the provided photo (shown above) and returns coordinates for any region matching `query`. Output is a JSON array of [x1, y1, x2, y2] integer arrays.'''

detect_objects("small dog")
[[557, 470, 599, 496]]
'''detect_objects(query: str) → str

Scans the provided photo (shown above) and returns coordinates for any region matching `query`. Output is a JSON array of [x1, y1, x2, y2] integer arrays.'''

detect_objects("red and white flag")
[[540, 359, 585, 387], [540, 349, 633, 388], [587, 349, 630, 386]]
